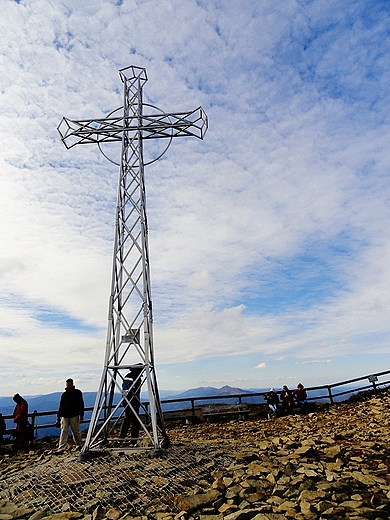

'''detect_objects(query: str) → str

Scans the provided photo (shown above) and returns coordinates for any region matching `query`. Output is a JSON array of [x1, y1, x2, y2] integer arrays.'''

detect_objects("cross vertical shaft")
[[58, 66, 207, 457]]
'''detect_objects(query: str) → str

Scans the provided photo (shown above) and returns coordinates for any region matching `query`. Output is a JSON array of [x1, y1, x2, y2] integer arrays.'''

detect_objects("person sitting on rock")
[[264, 388, 280, 417], [280, 385, 294, 414], [293, 382, 308, 413]]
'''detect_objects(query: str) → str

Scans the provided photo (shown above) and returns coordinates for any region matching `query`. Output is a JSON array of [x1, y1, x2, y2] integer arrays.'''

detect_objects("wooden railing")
[[3, 368, 390, 440]]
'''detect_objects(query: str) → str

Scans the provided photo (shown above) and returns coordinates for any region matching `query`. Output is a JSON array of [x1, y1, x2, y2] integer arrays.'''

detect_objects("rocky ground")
[[1, 391, 390, 519]]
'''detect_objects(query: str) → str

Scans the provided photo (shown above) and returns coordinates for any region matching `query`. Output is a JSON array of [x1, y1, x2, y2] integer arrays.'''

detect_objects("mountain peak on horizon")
[[218, 385, 247, 394], [173, 384, 249, 399]]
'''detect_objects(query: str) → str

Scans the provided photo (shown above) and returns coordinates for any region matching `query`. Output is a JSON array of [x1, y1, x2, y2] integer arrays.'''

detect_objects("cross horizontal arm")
[[58, 107, 208, 149]]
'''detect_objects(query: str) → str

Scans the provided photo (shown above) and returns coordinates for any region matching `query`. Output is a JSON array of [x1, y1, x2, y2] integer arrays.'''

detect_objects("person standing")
[[55, 378, 84, 454], [12, 393, 28, 452], [119, 365, 143, 445]]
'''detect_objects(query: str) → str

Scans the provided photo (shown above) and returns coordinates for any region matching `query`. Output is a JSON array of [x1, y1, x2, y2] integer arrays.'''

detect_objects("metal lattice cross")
[[58, 65, 208, 458]]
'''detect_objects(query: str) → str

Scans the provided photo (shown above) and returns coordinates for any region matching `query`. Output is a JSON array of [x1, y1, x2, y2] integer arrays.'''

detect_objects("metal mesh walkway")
[[0, 443, 234, 515]]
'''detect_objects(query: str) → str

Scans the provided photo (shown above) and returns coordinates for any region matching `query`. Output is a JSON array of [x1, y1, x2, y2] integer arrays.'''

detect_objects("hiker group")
[[264, 382, 308, 418], [2, 378, 307, 454], [0, 378, 85, 455], [1, 372, 142, 455]]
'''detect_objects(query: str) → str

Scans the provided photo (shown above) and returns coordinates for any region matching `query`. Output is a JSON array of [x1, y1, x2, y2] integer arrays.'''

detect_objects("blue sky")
[[1, 0, 390, 396]]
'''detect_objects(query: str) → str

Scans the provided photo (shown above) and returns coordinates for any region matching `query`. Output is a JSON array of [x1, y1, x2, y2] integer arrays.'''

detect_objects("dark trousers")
[[281, 403, 294, 414], [120, 402, 140, 440], [15, 422, 28, 451]]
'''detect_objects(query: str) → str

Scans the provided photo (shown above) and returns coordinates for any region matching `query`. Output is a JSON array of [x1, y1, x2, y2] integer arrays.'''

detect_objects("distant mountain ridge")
[[168, 385, 250, 400], [0, 385, 254, 416], [0, 384, 359, 439], [0, 383, 358, 417], [0, 392, 98, 417]]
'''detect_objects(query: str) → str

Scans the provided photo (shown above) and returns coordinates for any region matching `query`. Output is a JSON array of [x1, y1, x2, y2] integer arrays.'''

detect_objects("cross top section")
[[58, 66, 208, 156]]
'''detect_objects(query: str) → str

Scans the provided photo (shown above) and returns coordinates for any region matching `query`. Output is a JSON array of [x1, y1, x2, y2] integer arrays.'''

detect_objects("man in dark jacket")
[[55, 378, 84, 454], [12, 393, 28, 452], [119, 365, 143, 444]]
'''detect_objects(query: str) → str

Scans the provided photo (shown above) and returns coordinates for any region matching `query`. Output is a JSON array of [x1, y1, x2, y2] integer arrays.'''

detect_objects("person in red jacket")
[[12, 393, 28, 452], [293, 383, 308, 413], [280, 385, 294, 414]]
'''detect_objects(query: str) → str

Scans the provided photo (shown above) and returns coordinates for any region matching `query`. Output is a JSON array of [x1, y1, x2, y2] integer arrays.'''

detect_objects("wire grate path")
[[1, 444, 234, 515]]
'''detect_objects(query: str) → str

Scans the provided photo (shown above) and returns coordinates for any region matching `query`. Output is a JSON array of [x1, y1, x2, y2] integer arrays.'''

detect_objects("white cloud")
[[298, 360, 332, 365], [1, 0, 390, 395]]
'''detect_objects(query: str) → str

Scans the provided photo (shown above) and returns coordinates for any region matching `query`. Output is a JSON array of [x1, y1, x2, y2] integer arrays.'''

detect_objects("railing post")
[[30, 410, 38, 445], [327, 387, 334, 405]]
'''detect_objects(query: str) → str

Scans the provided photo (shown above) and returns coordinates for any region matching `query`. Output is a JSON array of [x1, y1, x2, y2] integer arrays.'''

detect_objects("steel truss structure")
[[58, 65, 208, 458]]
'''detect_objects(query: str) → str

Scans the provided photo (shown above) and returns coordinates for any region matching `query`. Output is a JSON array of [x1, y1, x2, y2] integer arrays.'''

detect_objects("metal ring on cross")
[[97, 103, 174, 167]]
